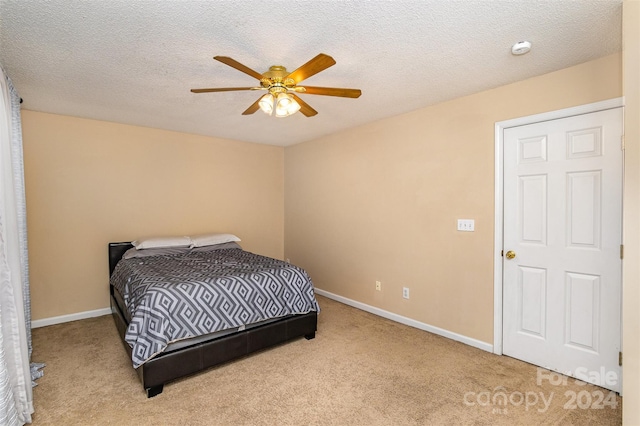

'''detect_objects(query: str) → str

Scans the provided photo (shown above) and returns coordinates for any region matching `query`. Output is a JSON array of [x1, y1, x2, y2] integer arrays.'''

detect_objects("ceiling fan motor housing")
[[261, 66, 297, 93]]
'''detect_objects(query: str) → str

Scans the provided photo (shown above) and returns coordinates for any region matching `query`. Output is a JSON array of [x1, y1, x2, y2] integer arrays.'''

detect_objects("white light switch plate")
[[457, 219, 475, 231]]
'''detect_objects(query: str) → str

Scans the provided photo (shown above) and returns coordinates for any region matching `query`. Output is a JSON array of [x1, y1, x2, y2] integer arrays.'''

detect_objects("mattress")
[[111, 286, 283, 354], [110, 247, 320, 368]]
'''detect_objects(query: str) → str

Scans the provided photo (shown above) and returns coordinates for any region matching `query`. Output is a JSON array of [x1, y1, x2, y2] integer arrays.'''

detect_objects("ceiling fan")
[[191, 53, 362, 118]]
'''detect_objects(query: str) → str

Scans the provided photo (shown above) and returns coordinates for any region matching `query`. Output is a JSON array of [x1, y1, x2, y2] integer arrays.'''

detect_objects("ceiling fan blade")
[[286, 53, 336, 84], [242, 98, 262, 115], [214, 56, 264, 80], [191, 87, 256, 93], [291, 94, 318, 117], [298, 86, 362, 98]]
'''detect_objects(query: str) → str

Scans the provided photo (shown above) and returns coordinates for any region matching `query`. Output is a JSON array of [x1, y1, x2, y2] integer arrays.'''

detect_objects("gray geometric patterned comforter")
[[110, 248, 320, 368]]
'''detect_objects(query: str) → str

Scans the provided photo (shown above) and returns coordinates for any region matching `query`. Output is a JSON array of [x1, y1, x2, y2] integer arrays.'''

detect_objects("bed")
[[108, 239, 319, 397]]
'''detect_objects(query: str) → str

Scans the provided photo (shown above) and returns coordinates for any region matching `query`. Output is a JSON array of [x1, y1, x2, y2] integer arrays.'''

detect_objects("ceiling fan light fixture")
[[274, 93, 300, 118], [258, 93, 275, 115], [192, 54, 359, 117]]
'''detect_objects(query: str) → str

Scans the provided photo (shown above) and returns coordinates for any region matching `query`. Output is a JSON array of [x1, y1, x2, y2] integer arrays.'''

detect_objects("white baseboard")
[[31, 307, 112, 329], [314, 288, 493, 353], [31, 291, 496, 354]]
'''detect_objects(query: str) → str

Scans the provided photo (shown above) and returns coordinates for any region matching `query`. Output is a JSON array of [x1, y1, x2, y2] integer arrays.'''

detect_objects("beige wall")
[[284, 53, 622, 345], [623, 0, 640, 423], [22, 111, 284, 320]]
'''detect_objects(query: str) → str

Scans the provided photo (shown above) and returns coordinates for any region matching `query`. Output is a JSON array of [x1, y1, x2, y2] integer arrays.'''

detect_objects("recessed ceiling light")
[[511, 41, 532, 56]]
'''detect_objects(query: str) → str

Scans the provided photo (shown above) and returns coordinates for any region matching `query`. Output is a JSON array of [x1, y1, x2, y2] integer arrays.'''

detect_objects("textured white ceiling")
[[0, 0, 622, 147]]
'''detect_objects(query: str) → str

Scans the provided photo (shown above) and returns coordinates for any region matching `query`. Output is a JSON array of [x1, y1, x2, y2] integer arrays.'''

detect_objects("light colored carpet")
[[30, 295, 621, 425]]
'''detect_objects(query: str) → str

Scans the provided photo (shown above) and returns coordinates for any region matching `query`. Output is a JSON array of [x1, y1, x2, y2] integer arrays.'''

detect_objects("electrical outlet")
[[402, 287, 410, 299], [286, 258, 290, 263], [457, 219, 475, 232], [376, 281, 382, 291]]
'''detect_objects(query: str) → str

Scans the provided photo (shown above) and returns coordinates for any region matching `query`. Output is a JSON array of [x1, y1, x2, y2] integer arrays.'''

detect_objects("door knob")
[[505, 250, 516, 259]]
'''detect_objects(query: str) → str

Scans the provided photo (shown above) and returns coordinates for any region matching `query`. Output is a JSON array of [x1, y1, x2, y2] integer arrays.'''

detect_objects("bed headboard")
[[109, 242, 134, 276]]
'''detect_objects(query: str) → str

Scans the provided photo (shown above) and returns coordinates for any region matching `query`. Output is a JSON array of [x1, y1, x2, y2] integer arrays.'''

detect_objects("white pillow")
[[132, 235, 192, 250], [123, 246, 192, 259], [190, 233, 241, 248]]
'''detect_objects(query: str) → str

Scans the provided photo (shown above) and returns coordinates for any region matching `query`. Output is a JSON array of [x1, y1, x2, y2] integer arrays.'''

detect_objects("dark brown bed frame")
[[108, 242, 317, 398]]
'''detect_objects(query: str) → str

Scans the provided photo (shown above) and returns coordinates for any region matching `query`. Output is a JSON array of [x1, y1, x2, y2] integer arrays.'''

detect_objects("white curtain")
[[0, 66, 34, 424]]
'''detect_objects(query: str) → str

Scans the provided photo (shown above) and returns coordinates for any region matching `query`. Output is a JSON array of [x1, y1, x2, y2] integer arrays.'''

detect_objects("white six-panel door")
[[502, 108, 623, 392]]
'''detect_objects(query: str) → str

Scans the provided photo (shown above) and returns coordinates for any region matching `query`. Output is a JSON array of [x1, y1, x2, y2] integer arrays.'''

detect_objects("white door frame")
[[493, 97, 624, 355]]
